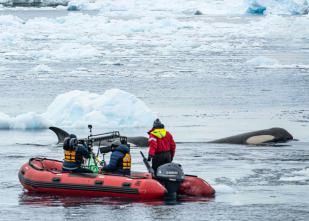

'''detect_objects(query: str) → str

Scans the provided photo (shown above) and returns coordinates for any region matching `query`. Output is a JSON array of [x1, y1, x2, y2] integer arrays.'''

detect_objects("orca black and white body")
[[127, 136, 149, 147], [50, 126, 293, 147], [208, 127, 293, 145]]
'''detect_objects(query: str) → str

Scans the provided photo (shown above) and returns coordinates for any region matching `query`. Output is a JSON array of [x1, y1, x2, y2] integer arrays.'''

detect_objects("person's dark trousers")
[[152, 151, 171, 174], [62, 167, 93, 173]]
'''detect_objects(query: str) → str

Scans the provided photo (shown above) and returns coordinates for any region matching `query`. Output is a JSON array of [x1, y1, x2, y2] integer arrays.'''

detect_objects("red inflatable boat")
[[19, 158, 215, 199]]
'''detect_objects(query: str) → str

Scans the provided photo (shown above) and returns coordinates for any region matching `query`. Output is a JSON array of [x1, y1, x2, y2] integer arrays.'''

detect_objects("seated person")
[[62, 134, 93, 173], [102, 140, 131, 175]]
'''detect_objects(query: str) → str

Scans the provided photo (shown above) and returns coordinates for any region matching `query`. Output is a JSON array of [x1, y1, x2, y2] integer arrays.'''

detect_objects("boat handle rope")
[[35, 158, 47, 170]]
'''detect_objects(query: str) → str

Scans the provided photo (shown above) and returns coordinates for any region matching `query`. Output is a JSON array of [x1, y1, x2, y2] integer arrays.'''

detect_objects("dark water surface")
[[0, 130, 308, 220]]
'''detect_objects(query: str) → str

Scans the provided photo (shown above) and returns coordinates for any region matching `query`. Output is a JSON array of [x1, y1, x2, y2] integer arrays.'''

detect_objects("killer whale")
[[49, 127, 149, 147], [49, 127, 70, 145], [208, 127, 293, 145], [49, 127, 293, 147]]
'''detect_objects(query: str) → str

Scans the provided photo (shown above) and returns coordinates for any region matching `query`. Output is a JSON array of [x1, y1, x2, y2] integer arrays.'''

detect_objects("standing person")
[[62, 134, 93, 173], [147, 118, 176, 173], [102, 140, 131, 175]]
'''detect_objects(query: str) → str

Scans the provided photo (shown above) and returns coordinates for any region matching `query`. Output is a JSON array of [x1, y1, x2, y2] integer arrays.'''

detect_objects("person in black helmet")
[[62, 134, 93, 173], [102, 140, 131, 175]]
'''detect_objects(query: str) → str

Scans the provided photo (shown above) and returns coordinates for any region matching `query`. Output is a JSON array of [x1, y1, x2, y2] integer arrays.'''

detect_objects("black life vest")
[[117, 153, 131, 170]]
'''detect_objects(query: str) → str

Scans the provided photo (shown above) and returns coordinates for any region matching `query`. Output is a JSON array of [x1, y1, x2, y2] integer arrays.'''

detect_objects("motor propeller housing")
[[155, 163, 185, 199]]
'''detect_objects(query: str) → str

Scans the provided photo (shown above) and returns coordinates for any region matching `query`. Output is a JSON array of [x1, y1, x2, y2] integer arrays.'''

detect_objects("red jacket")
[[148, 127, 176, 157]]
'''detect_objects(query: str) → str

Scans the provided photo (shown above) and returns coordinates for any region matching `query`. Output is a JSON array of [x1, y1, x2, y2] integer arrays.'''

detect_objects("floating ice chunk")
[[25, 13, 109, 31], [245, 0, 267, 14], [0, 15, 24, 26], [11, 112, 52, 130], [30, 64, 53, 73], [26, 43, 100, 61], [0, 89, 157, 129], [0, 112, 51, 130], [67, 0, 100, 11], [244, 0, 309, 15], [42, 89, 157, 128], [0, 112, 11, 129], [53, 43, 100, 60], [0, 32, 17, 46], [246, 56, 280, 66]]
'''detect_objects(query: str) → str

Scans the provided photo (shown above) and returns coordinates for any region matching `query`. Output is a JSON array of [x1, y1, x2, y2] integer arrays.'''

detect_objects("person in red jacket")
[[147, 118, 176, 173]]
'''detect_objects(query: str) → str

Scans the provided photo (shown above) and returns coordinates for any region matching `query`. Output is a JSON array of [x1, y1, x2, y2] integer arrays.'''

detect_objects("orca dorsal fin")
[[49, 126, 70, 144]]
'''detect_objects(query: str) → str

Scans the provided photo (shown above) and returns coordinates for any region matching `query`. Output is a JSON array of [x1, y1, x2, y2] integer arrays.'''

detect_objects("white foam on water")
[[279, 176, 309, 181], [279, 168, 309, 181], [293, 168, 309, 176], [212, 184, 236, 193]]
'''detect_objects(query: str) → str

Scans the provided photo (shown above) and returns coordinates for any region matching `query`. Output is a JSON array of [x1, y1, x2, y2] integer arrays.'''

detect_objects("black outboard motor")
[[156, 163, 185, 199]]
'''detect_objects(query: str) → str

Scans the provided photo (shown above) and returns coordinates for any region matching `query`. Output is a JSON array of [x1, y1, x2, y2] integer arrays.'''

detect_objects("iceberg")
[[244, 0, 309, 15], [0, 112, 51, 130], [67, 0, 104, 11], [0, 89, 157, 130], [245, 0, 267, 14]]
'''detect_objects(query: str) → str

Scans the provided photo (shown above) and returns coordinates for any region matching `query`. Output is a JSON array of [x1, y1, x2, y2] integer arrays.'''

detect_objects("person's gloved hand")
[[101, 161, 106, 167], [99, 166, 105, 173], [147, 155, 153, 161]]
